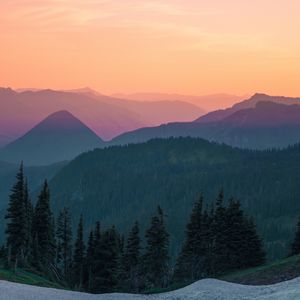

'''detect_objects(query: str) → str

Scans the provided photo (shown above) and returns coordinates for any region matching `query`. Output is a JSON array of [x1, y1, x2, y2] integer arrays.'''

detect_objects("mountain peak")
[[39, 110, 88, 130], [0, 110, 103, 166]]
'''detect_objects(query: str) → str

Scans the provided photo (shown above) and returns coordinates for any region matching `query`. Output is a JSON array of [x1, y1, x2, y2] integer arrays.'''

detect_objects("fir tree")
[[24, 180, 33, 263], [225, 198, 248, 271], [56, 207, 73, 280], [122, 221, 141, 292], [84, 230, 95, 291], [212, 189, 229, 274], [72, 215, 85, 290], [291, 216, 300, 256], [174, 195, 205, 282], [5, 162, 27, 269], [243, 217, 266, 267], [143, 206, 170, 289], [31, 180, 56, 272], [92, 226, 120, 293]]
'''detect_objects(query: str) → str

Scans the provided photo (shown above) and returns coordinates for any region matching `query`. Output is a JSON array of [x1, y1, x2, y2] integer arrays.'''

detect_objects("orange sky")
[[1, 0, 300, 97]]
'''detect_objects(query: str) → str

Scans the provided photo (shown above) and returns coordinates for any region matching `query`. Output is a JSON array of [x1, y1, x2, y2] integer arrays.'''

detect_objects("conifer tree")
[[225, 198, 247, 270], [31, 180, 56, 272], [92, 226, 120, 293], [143, 206, 170, 289], [243, 217, 266, 267], [84, 230, 95, 291], [72, 215, 85, 290], [212, 190, 229, 274], [122, 221, 141, 292], [291, 216, 300, 256], [56, 207, 73, 280], [24, 180, 33, 263], [174, 195, 205, 282], [5, 163, 27, 269]]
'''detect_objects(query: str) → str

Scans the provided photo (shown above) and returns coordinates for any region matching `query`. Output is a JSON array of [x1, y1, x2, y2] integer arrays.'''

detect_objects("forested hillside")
[[49, 138, 300, 260]]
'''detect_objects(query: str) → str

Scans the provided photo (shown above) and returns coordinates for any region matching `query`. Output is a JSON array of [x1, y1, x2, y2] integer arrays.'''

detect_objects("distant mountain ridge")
[[0, 111, 104, 166], [194, 93, 300, 123], [0, 87, 204, 145], [111, 97, 300, 149]]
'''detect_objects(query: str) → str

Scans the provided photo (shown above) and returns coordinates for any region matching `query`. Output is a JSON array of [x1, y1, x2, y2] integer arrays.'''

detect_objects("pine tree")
[[92, 226, 120, 293], [291, 216, 300, 256], [143, 206, 170, 289], [72, 215, 85, 290], [121, 221, 141, 292], [225, 198, 247, 271], [243, 217, 266, 267], [5, 163, 27, 269], [31, 180, 56, 272], [24, 180, 33, 263], [174, 195, 205, 282], [56, 207, 73, 281], [211, 190, 229, 274], [84, 230, 95, 291]]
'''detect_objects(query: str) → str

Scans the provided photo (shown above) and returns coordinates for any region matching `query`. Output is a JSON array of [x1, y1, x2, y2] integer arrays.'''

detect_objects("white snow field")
[[1, 277, 300, 300]]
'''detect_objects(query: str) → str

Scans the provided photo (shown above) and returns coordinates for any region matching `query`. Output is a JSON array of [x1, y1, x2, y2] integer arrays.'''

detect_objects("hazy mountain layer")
[[0, 111, 104, 166]]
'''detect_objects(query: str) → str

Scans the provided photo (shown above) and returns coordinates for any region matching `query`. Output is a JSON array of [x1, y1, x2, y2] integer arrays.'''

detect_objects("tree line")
[[1, 164, 269, 293]]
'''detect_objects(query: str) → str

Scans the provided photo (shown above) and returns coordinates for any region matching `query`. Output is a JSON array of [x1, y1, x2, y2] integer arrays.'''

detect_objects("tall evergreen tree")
[[84, 230, 95, 291], [242, 217, 266, 267], [92, 226, 120, 293], [56, 207, 73, 281], [72, 215, 85, 290], [121, 221, 141, 292], [31, 180, 56, 272], [143, 206, 170, 289], [211, 189, 229, 274], [291, 216, 300, 256], [5, 163, 27, 268], [24, 180, 33, 263], [225, 198, 248, 270], [174, 195, 205, 282]]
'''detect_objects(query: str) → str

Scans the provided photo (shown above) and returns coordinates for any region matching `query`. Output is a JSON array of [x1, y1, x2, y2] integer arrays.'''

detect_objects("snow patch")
[[1, 277, 300, 300]]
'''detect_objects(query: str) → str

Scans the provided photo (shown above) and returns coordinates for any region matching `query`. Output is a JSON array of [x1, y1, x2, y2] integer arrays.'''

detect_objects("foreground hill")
[[0, 111, 103, 166], [49, 138, 300, 260], [1, 276, 300, 299], [111, 101, 300, 149]]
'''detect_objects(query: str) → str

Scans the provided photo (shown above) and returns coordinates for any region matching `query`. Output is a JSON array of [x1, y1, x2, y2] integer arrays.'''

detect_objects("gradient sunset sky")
[[1, 0, 300, 96]]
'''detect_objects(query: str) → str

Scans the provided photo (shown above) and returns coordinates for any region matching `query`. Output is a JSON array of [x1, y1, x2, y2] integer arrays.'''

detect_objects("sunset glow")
[[1, 0, 300, 97]]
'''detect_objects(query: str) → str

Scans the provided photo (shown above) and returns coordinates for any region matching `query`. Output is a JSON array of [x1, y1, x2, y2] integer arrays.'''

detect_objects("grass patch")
[[221, 254, 300, 285], [0, 268, 66, 289]]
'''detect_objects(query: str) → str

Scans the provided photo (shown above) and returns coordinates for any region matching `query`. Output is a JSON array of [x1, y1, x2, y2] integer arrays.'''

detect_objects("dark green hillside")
[[49, 138, 300, 261]]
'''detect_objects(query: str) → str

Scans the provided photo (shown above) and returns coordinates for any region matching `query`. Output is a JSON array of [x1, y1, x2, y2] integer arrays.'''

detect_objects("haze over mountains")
[[112, 92, 244, 111], [0, 87, 204, 146], [112, 94, 300, 149], [3, 90, 300, 166], [0, 111, 103, 166]]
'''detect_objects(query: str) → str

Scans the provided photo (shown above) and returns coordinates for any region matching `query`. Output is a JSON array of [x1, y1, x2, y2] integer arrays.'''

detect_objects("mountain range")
[[3, 92, 300, 165], [112, 92, 244, 111], [0, 87, 204, 146], [111, 95, 300, 149]]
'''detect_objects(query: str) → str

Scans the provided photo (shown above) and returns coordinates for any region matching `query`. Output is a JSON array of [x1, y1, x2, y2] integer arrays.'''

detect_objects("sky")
[[1, 0, 300, 97]]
